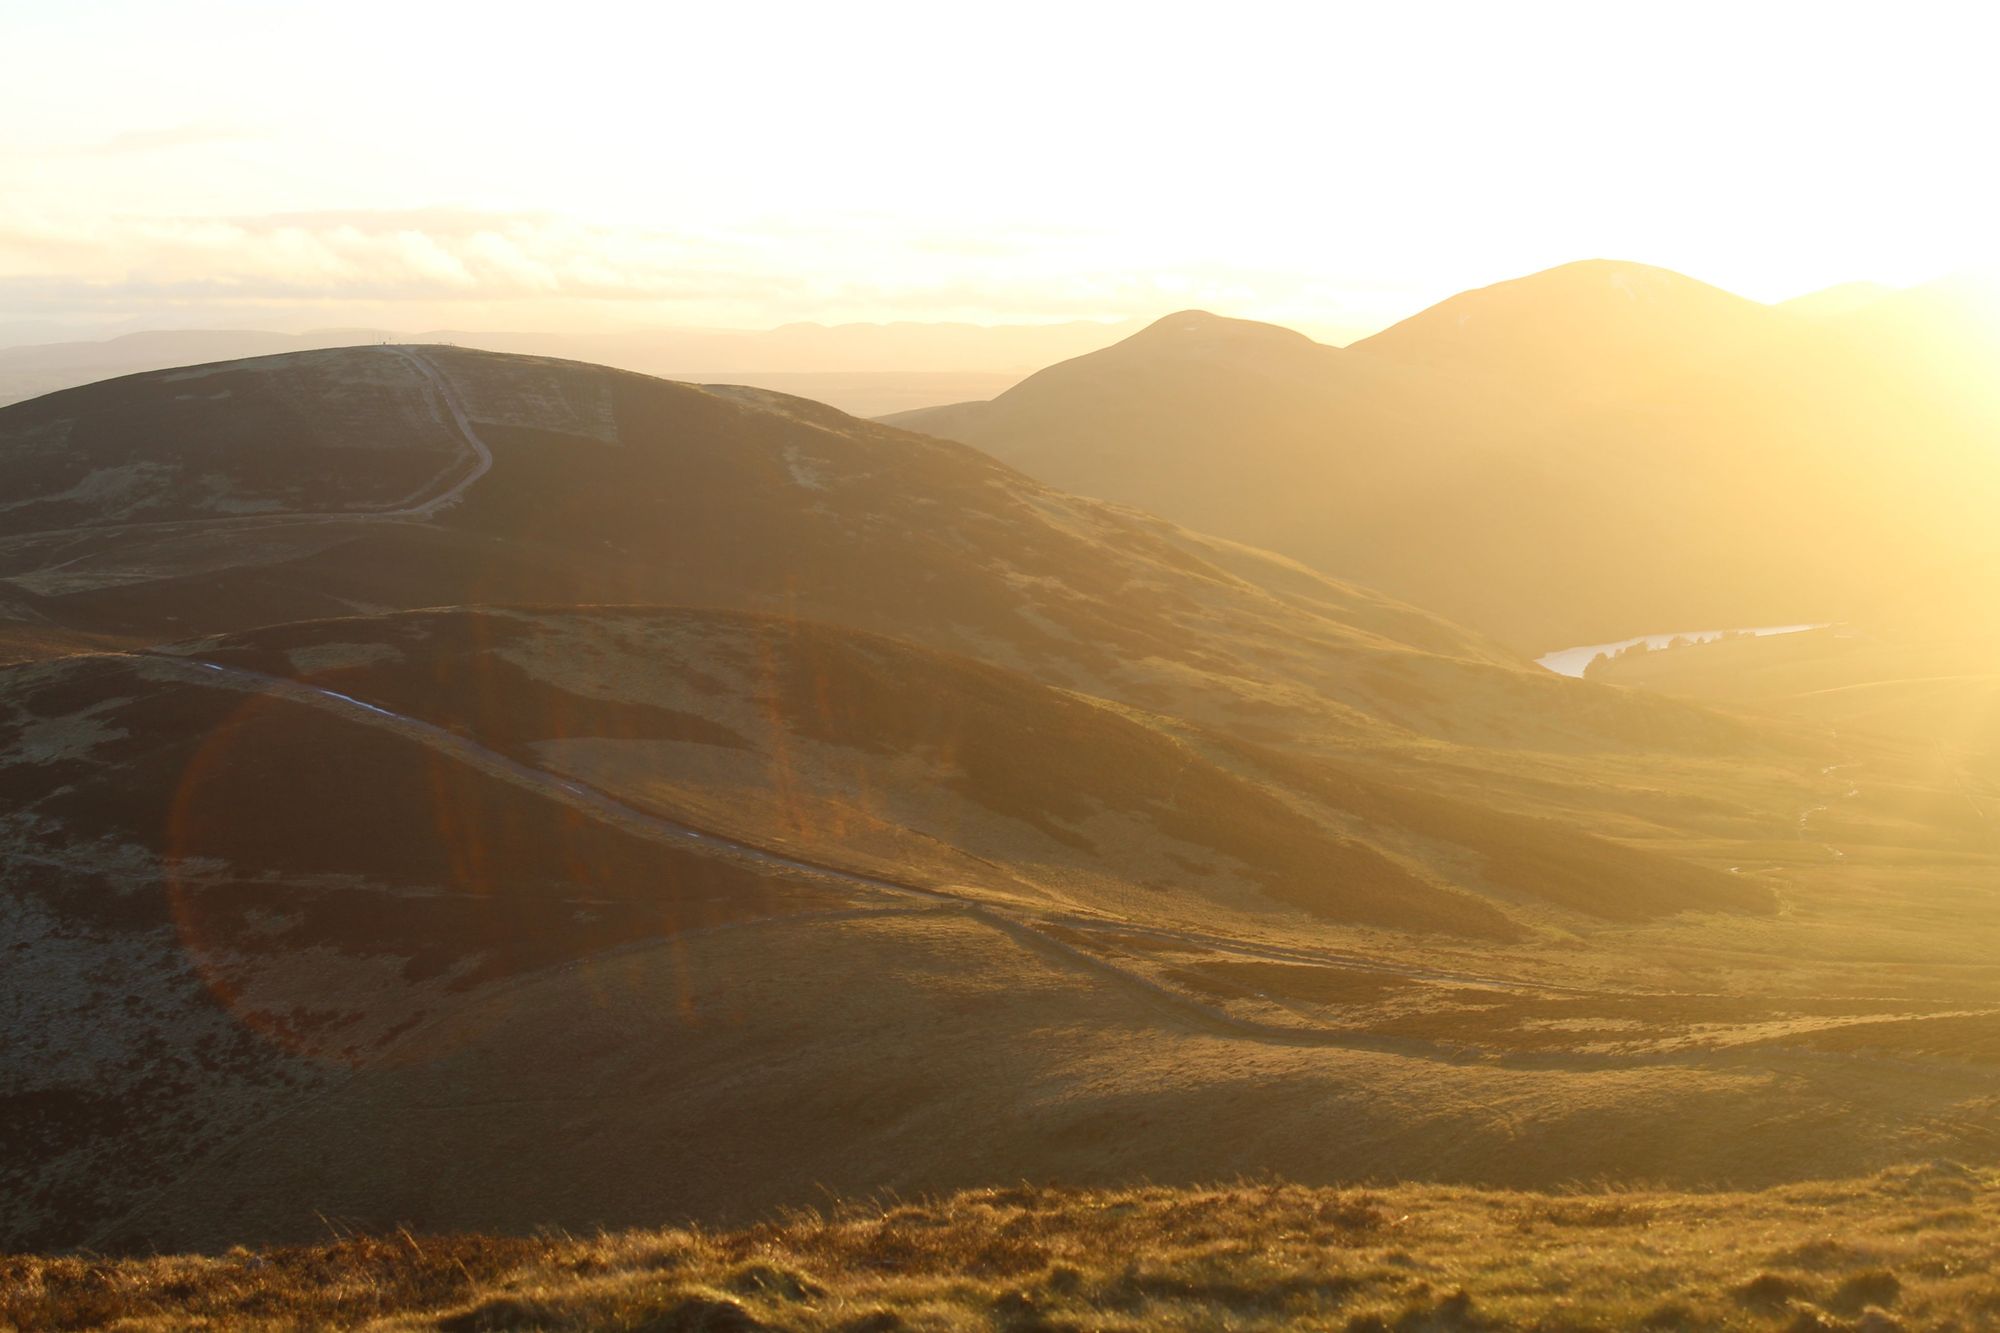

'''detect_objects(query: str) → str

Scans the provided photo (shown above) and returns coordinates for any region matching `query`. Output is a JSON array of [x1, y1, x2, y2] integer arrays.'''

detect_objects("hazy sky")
[[4, 0, 1994, 341]]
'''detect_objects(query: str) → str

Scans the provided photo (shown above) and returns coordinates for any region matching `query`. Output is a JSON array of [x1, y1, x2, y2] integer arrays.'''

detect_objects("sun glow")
[[4, 1, 1995, 337]]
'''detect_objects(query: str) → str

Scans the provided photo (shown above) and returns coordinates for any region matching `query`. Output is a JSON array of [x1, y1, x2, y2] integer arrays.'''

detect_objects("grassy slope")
[[86, 893, 2000, 1257], [8, 349, 2000, 1270], [12, 603, 2000, 1256], [3, 342, 1759, 784], [179, 604, 1767, 936], [8, 1165, 1990, 1331]]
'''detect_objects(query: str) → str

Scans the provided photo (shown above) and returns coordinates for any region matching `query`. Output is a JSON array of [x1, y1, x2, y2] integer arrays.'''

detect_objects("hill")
[[0, 330, 383, 411], [2, 603, 1801, 1253], [0, 316, 1146, 417], [1779, 280, 1898, 319], [0, 343, 1741, 756], [3, 347, 1995, 1257], [1348, 258, 1769, 401], [888, 261, 2000, 654]]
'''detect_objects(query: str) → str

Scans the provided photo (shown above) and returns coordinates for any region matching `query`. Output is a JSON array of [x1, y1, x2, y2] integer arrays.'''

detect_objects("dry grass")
[[10, 1165, 1999, 1330]]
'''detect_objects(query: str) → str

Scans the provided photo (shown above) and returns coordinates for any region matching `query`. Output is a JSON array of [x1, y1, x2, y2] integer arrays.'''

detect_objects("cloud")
[[76, 125, 257, 156], [0, 206, 1395, 338], [0, 209, 740, 303]]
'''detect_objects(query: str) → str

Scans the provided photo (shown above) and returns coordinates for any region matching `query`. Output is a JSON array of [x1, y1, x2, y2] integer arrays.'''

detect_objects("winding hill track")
[[0, 346, 490, 557], [158, 651, 1984, 1062], [74, 651, 2000, 1247], [386, 347, 493, 518], [149, 653, 1518, 1034]]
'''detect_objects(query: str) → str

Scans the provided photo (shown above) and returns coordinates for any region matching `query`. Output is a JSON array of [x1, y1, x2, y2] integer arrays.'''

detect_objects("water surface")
[[1537, 624, 1826, 678]]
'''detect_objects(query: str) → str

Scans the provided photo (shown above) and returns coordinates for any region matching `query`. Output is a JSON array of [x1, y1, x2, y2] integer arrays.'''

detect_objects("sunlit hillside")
[[890, 264, 2000, 653], [7, 6, 2000, 1327], [5, 347, 2000, 1266]]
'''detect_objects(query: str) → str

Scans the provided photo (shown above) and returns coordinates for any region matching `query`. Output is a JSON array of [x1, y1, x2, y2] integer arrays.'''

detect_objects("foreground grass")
[[8, 1165, 1997, 1330]]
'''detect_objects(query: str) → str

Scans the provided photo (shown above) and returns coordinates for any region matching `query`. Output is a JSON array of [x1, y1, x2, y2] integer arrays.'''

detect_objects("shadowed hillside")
[[12, 0, 2000, 1318], [3, 346, 1995, 1259], [1, 602, 1801, 1252], [0, 344, 1770, 757]]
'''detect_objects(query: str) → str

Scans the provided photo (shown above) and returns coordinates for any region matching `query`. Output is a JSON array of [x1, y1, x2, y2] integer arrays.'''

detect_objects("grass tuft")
[[4, 1170, 1995, 1330]]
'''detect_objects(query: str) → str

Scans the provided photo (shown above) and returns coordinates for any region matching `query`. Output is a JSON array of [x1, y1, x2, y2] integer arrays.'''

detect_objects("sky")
[[3, 0, 1995, 343]]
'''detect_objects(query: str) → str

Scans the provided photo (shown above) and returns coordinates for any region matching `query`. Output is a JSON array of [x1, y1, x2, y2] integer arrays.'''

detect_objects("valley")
[[2, 342, 1997, 1266], [10, 7, 1998, 1325]]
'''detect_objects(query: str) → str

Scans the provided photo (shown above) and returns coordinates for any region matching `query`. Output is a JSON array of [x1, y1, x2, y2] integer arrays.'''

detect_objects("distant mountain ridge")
[[889, 260, 2000, 651], [1345, 259, 1768, 399]]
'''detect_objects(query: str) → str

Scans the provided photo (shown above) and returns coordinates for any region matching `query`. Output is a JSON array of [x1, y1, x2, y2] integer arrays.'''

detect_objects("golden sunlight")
[[7, 4, 2000, 1328]]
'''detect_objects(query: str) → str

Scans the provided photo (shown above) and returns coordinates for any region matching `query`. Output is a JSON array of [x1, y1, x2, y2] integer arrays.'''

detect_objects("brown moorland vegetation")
[[8, 1165, 1993, 1331], [6, 348, 2000, 1269]]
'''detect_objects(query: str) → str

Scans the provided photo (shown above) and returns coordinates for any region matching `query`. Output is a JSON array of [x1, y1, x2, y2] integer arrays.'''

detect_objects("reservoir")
[[1536, 624, 1826, 678]]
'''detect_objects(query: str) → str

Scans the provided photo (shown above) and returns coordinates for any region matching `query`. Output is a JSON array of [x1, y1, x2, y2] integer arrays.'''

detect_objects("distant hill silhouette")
[[1777, 280, 1898, 319], [1349, 259, 1768, 399], [889, 261, 2000, 652]]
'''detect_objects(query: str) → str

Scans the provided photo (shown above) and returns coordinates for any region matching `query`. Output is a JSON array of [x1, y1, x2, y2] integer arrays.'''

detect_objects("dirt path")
[[0, 346, 489, 558], [385, 347, 492, 518], [80, 655, 2000, 1246], [156, 655, 988, 910], [159, 653, 1997, 1031], [1797, 743, 1863, 861], [151, 655, 1536, 995]]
